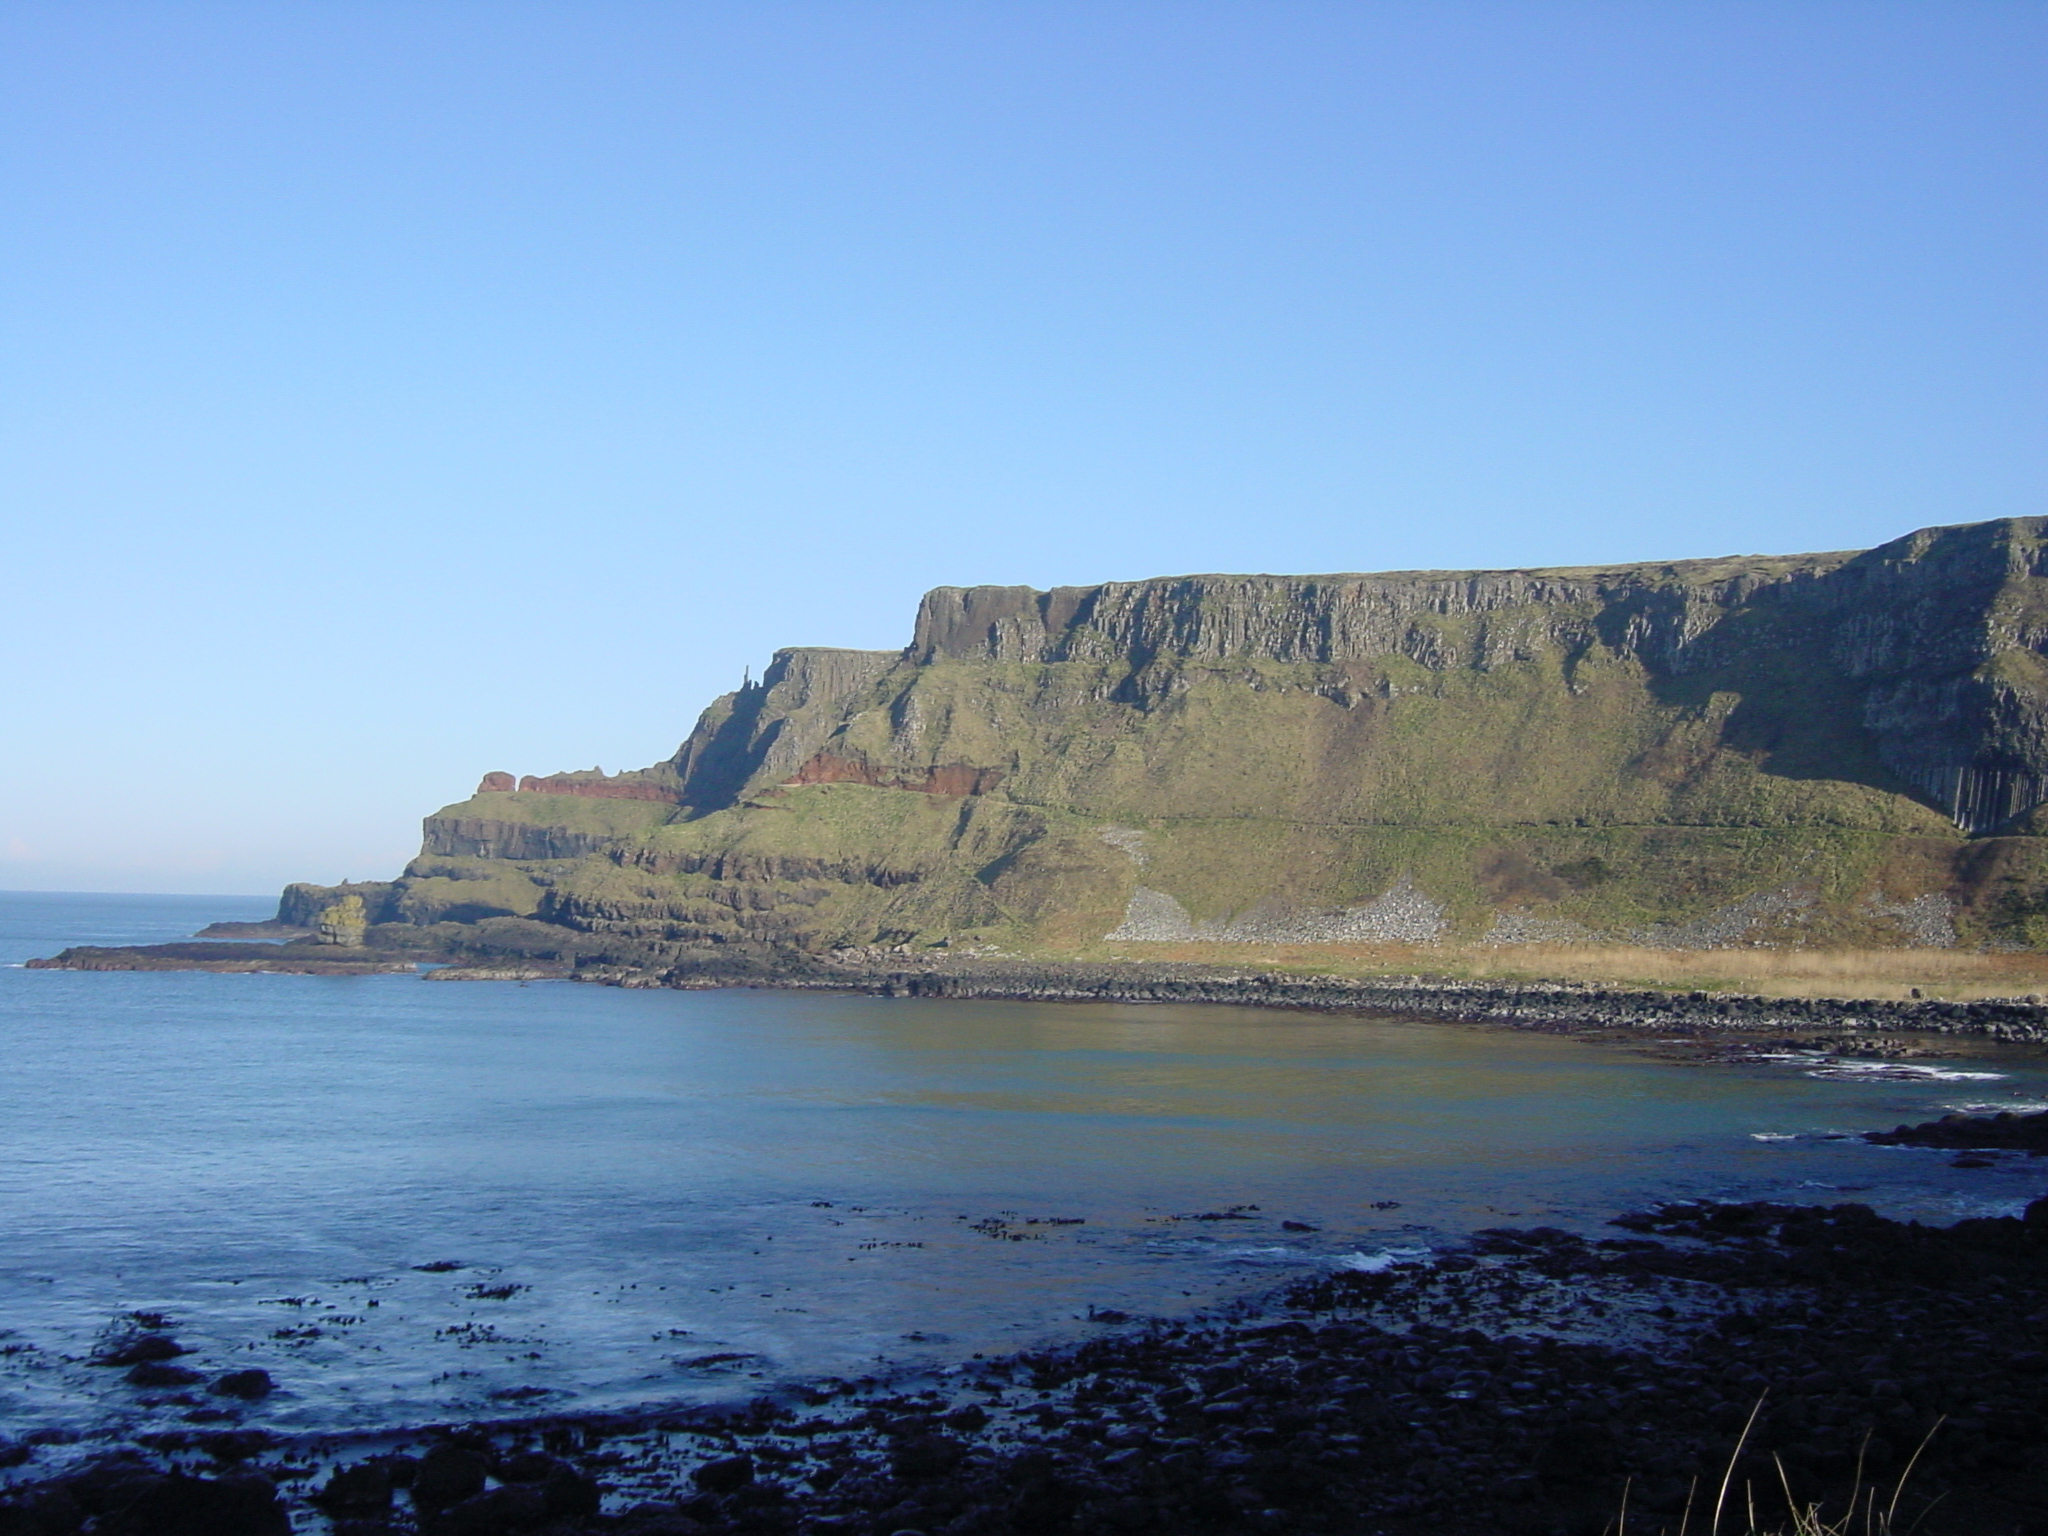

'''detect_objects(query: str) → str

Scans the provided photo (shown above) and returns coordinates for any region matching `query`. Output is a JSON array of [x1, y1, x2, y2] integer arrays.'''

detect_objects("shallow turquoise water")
[[2, 890, 2045, 1437]]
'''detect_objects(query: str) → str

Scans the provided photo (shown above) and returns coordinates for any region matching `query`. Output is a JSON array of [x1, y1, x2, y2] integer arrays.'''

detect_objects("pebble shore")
[[6, 1189, 2047, 1536]]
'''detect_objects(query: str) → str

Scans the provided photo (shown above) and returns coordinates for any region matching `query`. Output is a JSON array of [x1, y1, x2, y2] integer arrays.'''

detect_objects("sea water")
[[2, 890, 2045, 1440]]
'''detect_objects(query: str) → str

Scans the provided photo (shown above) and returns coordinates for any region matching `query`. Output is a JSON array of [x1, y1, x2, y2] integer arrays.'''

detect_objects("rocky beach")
[[19, 922, 2048, 1533], [6, 1174, 2048, 1536], [32, 938, 2048, 1061]]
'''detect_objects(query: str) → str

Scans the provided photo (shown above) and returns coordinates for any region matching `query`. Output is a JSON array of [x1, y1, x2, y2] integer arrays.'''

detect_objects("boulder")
[[690, 1454, 754, 1494], [410, 1445, 489, 1515]]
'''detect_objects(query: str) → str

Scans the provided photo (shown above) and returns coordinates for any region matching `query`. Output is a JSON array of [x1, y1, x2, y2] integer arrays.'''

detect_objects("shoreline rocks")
[[24, 943, 416, 975], [630, 952, 2048, 1047], [1866, 1107, 2048, 1154], [34, 935, 2048, 1045], [7, 1197, 2048, 1534]]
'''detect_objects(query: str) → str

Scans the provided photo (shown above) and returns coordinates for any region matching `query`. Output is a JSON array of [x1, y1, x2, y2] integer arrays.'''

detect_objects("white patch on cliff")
[[1105, 875, 1448, 944], [1106, 887, 1197, 940], [1095, 827, 1150, 868], [1629, 886, 1816, 949], [1862, 891, 1957, 949], [1482, 911, 1599, 946]]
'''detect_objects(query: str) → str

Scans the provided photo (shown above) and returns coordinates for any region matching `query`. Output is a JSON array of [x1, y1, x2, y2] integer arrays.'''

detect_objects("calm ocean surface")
[[3, 889, 2046, 1440]]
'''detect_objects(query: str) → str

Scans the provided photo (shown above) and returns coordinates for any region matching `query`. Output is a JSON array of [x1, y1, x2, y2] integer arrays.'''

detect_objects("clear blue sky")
[[4, 2, 2042, 895]]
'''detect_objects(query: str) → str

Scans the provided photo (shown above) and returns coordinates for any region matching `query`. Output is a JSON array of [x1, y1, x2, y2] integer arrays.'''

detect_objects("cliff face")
[[296, 519, 2048, 958], [867, 522, 2048, 836], [669, 647, 901, 809]]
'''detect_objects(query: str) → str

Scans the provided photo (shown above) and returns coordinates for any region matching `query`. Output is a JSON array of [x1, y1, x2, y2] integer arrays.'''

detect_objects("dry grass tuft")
[[1604, 1402, 1944, 1536]]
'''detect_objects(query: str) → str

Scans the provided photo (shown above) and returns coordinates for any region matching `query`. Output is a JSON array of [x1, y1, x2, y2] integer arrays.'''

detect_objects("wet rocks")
[[474, 1453, 601, 1518], [315, 1460, 392, 1513], [410, 1444, 489, 1514], [690, 1454, 754, 1494], [0, 1481, 82, 1535], [8, 1195, 2048, 1535], [123, 1360, 204, 1388], [606, 1198, 2046, 1534], [427, 1483, 548, 1534], [889, 1434, 967, 1480], [538, 1463, 602, 1517], [91, 1333, 188, 1367], [1865, 1106, 2048, 1152], [210, 1368, 274, 1400], [57, 1461, 287, 1536]]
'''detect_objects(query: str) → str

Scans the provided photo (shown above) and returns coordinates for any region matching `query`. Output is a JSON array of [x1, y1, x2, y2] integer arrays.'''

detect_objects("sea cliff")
[[232, 519, 2048, 968]]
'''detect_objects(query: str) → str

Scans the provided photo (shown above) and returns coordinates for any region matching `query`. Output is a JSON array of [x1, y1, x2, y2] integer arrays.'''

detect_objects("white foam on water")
[[1749, 1132, 1798, 1142], [1948, 1100, 2048, 1114], [1744, 1053, 2006, 1085], [1803, 1062, 2006, 1083], [1336, 1247, 1431, 1274]]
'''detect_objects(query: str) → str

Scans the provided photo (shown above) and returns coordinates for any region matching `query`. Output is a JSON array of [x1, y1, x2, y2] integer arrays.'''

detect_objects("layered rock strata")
[[273, 518, 2048, 959]]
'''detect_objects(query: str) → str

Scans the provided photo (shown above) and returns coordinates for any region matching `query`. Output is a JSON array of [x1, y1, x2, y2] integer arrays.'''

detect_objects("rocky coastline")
[[5, 1186, 2047, 1536], [31, 938, 2048, 1049], [577, 947, 2048, 1057], [691, 956, 2048, 1046], [24, 942, 416, 976]]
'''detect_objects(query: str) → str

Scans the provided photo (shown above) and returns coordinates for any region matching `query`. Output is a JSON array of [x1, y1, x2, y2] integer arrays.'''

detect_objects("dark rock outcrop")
[[27, 944, 413, 975], [1866, 1107, 2048, 1152], [409, 1444, 489, 1515], [276, 881, 398, 928], [56, 1461, 286, 1536]]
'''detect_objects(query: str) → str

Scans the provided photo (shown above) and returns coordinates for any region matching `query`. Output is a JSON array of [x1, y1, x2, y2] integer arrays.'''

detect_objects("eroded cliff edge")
[[273, 518, 2048, 969]]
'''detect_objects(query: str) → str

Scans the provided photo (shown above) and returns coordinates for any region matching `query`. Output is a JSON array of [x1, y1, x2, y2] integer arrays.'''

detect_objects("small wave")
[[1803, 1063, 2005, 1083], [1336, 1246, 1430, 1274], [1749, 1132, 1798, 1142]]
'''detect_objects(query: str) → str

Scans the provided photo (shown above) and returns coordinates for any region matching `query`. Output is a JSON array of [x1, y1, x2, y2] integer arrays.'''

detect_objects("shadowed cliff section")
[[269, 518, 2048, 961]]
